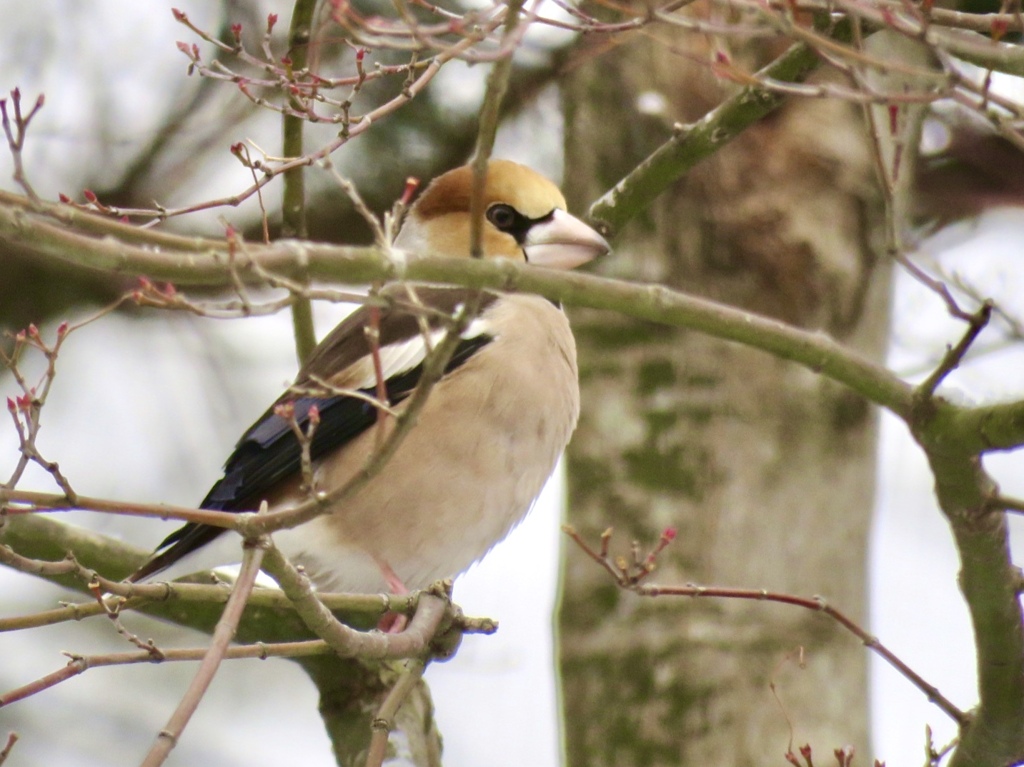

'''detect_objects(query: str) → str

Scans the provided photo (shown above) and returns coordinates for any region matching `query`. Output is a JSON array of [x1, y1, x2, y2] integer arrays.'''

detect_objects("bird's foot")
[[375, 558, 410, 633], [376, 611, 408, 633]]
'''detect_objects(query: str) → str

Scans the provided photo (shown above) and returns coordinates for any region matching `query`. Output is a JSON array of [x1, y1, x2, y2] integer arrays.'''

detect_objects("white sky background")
[[1, 2, 1023, 766]]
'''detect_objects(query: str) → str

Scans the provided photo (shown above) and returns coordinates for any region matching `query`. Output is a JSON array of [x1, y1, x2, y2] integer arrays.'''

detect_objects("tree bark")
[[300, 656, 442, 767], [560, 25, 892, 765]]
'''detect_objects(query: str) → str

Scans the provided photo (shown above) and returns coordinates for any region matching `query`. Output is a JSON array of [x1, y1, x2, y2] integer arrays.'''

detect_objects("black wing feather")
[[129, 332, 492, 581]]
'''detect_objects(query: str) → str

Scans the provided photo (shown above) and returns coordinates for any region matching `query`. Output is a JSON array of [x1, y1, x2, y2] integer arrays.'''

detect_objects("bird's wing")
[[130, 287, 497, 582]]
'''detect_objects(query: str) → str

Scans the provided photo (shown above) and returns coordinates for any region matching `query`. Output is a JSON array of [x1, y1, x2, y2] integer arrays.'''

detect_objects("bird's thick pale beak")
[[524, 209, 610, 270]]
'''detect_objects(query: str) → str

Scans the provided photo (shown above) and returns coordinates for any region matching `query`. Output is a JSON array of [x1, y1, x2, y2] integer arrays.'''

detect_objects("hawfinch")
[[129, 160, 609, 594]]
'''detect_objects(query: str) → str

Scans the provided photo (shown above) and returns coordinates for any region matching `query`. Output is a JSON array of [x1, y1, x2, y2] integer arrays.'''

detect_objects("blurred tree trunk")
[[300, 657, 442, 767], [559, 22, 900, 765]]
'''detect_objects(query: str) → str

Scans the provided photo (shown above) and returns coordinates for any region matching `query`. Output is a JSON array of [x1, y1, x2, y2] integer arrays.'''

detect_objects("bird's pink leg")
[[375, 558, 410, 634]]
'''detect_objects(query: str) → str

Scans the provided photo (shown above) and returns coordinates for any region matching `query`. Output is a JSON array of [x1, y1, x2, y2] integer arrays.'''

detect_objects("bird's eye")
[[486, 204, 518, 232]]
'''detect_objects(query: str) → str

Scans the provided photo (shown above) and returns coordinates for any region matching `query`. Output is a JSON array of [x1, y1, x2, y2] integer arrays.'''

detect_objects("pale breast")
[[276, 293, 579, 593]]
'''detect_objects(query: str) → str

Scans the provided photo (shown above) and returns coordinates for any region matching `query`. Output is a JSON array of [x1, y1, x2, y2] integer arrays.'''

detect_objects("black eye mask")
[[486, 203, 555, 246]]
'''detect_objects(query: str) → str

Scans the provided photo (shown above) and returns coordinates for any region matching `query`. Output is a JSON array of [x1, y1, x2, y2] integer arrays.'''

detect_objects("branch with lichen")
[[8, 187, 1024, 447], [6, 181, 1024, 761], [4, 0, 1024, 760], [279, 0, 319, 364], [8, 181, 1024, 761]]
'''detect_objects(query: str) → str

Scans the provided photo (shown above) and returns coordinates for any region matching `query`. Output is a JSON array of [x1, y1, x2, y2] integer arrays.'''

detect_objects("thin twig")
[[364, 658, 427, 767], [232, 144, 271, 244], [895, 252, 975, 321], [587, 22, 854, 239], [0, 88, 44, 204], [324, 160, 389, 248], [276, 401, 320, 495], [89, 586, 166, 659], [281, 0, 319, 365], [0, 640, 330, 709], [0, 733, 17, 766], [366, 303, 391, 446], [915, 300, 993, 399], [564, 527, 969, 727], [1, 299, 129, 509], [139, 535, 268, 767], [468, 0, 526, 257], [995, 495, 1024, 514], [769, 647, 806, 756], [92, 11, 503, 225], [259, 545, 449, 660], [1, 488, 241, 528]]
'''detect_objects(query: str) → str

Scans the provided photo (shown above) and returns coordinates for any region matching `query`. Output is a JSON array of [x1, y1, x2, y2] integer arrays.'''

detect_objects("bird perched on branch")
[[129, 160, 609, 594]]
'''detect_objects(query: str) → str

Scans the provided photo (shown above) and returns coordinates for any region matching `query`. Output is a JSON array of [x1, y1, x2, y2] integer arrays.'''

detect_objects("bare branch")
[[3, 488, 242, 529], [364, 658, 427, 767], [0, 88, 44, 204], [469, 0, 527, 257], [993, 495, 1024, 515], [587, 20, 854, 239], [565, 527, 969, 727], [915, 301, 993, 399], [280, 0, 319, 364], [140, 535, 268, 767], [0, 732, 17, 766], [0, 201, 919, 421], [260, 545, 449, 660], [0, 640, 331, 709]]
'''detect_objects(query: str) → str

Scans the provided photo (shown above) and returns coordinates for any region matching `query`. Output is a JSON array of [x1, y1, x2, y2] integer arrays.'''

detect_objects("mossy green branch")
[[0, 194, 391, 283], [0, 512, 438, 765], [912, 442, 1024, 767], [6, 197, 1024, 767], [416, 257, 915, 416], [586, 19, 852, 239], [957, 399, 1024, 453], [0, 513, 395, 639], [0, 208, 914, 419], [469, 0, 525, 257], [282, 0, 319, 363], [5, 190, 1024, 449]]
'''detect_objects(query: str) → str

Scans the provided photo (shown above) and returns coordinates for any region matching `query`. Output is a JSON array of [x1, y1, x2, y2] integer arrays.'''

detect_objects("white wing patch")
[[339, 317, 495, 391]]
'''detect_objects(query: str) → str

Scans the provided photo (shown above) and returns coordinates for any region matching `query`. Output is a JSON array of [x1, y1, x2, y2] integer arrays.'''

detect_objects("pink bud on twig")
[[992, 17, 1008, 41], [400, 177, 420, 205], [833, 746, 854, 767], [799, 744, 814, 767]]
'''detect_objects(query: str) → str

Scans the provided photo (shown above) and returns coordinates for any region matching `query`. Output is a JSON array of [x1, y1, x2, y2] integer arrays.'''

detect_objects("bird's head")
[[394, 159, 610, 268]]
